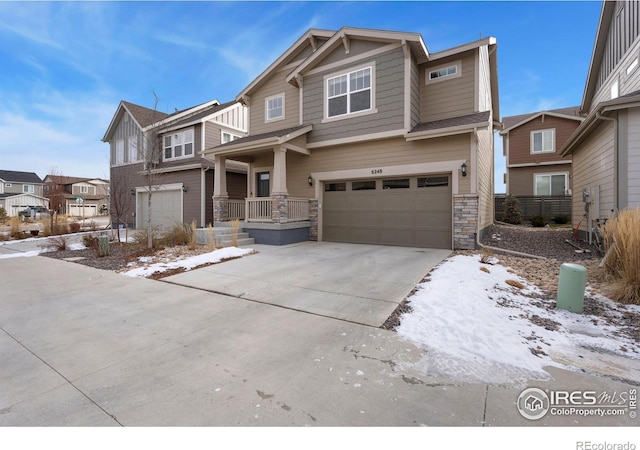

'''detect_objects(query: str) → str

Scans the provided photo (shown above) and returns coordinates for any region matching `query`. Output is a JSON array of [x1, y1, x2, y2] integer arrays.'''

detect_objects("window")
[[23, 185, 34, 194], [128, 136, 139, 162], [266, 94, 284, 121], [418, 176, 449, 187], [611, 78, 619, 99], [80, 186, 89, 194], [5, 183, 11, 187], [535, 173, 567, 196], [383, 179, 410, 189], [326, 66, 372, 118], [426, 61, 461, 84], [221, 131, 241, 144], [115, 139, 125, 164], [530, 129, 555, 153], [325, 182, 346, 192], [352, 180, 376, 191], [627, 58, 639, 75], [163, 128, 194, 161]]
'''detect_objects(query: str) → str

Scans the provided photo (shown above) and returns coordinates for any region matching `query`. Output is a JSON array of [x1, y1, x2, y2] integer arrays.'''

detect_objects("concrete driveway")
[[164, 242, 451, 327]]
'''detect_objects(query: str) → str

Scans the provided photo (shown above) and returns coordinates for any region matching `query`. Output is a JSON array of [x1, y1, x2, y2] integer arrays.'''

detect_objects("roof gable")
[[0, 170, 43, 184], [500, 107, 583, 134]]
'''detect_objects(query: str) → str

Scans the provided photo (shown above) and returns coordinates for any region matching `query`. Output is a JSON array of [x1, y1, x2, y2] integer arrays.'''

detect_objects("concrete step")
[[195, 228, 254, 246], [215, 237, 255, 247]]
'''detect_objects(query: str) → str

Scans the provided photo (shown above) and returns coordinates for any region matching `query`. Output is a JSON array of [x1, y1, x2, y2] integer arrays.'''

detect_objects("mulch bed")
[[41, 243, 150, 272]]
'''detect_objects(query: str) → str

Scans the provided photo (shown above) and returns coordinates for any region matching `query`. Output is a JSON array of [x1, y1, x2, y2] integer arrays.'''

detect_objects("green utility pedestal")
[[556, 263, 587, 313]]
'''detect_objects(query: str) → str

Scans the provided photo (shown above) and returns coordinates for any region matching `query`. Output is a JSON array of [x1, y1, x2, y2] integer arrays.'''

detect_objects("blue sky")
[[0, 1, 602, 191]]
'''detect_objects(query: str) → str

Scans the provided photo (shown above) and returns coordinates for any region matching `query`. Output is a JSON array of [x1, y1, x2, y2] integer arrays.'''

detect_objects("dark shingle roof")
[[160, 101, 236, 130], [0, 170, 43, 184], [46, 175, 90, 185], [409, 111, 491, 134], [121, 101, 171, 128], [213, 125, 310, 150], [501, 106, 581, 130]]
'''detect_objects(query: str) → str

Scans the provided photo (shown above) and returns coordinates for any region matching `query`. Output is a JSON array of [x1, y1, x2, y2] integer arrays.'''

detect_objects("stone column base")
[[213, 196, 230, 222], [453, 194, 478, 250], [309, 199, 319, 241]]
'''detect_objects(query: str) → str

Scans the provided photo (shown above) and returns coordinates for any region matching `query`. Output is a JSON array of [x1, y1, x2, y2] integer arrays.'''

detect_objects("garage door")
[[69, 204, 98, 217], [137, 189, 182, 231], [323, 175, 452, 249]]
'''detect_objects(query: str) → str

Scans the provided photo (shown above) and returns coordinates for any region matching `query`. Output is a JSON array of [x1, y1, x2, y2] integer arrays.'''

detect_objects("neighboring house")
[[500, 107, 582, 196], [43, 175, 110, 217], [102, 99, 248, 230], [561, 1, 640, 239], [203, 27, 499, 250], [0, 170, 49, 216]]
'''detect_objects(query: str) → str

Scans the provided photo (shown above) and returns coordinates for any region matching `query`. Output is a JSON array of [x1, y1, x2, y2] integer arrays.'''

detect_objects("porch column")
[[271, 146, 288, 223], [213, 155, 229, 222]]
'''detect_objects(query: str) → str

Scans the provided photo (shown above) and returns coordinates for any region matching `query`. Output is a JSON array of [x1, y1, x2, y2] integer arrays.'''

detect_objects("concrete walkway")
[[165, 242, 451, 327]]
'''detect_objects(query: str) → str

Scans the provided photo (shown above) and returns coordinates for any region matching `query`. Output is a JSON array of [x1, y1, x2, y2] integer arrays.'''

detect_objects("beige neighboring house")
[[43, 175, 110, 217], [203, 27, 499, 249], [500, 107, 582, 196], [0, 170, 48, 216], [561, 1, 640, 240]]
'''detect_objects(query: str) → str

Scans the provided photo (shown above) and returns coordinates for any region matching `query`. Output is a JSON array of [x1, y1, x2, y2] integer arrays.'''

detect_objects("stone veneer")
[[213, 196, 229, 222], [453, 194, 478, 250], [271, 194, 288, 223], [308, 199, 318, 241]]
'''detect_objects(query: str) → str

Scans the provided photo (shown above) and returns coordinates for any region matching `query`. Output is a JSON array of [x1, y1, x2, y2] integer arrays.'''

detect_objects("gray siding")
[[158, 123, 202, 169], [478, 45, 491, 112], [624, 107, 640, 208], [477, 125, 494, 230], [592, 37, 640, 108], [304, 46, 406, 144], [248, 69, 301, 136], [319, 40, 384, 67], [111, 112, 143, 166], [419, 52, 476, 122], [2, 183, 44, 197], [410, 54, 421, 128]]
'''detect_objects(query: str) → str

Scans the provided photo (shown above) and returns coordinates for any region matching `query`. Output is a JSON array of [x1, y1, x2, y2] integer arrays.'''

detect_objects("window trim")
[[80, 185, 89, 194], [221, 130, 241, 144], [265, 93, 285, 122], [534, 172, 569, 196], [115, 139, 125, 165], [163, 128, 195, 162], [323, 63, 376, 123], [23, 184, 35, 194], [128, 135, 139, 162], [425, 60, 462, 84], [530, 128, 555, 154]]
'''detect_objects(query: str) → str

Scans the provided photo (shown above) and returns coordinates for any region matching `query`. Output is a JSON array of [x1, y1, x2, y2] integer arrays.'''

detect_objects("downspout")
[[596, 111, 618, 212], [201, 166, 210, 227]]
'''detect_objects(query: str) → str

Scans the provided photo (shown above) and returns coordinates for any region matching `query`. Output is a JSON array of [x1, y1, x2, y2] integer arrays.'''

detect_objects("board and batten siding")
[[507, 165, 573, 196], [111, 112, 142, 166], [571, 121, 616, 231], [419, 52, 476, 123], [476, 126, 494, 231], [304, 46, 406, 144], [478, 45, 492, 113], [248, 68, 301, 136]]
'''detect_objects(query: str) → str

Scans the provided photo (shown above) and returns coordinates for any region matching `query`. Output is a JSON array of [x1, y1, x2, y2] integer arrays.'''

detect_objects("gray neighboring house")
[[43, 175, 110, 217], [102, 99, 248, 230], [203, 27, 500, 250], [561, 0, 640, 240], [0, 170, 49, 216]]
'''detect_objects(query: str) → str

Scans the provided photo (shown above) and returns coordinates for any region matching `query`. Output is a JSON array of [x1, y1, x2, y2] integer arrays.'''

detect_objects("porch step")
[[195, 226, 255, 247]]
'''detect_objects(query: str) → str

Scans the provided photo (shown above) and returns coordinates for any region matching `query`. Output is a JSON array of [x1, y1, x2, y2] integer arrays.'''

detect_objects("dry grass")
[[206, 223, 217, 252], [10, 216, 21, 238], [505, 279, 525, 289], [479, 247, 495, 264], [230, 219, 240, 247], [189, 220, 197, 250], [602, 208, 640, 304]]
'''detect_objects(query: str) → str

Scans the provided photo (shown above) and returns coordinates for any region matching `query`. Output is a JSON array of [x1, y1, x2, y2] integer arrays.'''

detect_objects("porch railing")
[[286, 197, 310, 222], [245, 197, 310, 223], [228, 199, 245, 220]]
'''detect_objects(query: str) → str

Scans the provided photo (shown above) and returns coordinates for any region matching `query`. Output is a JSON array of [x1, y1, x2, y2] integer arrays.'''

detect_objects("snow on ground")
[[121, 247, 254, 278], [396, 254, 640, 386], [0, 242, 86, 259]]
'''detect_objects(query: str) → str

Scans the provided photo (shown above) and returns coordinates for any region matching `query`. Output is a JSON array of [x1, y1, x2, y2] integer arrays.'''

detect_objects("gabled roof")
[[286, 27, 429, 86], [0, 170, 43, 184], [204, 125, 312, 156], [236, 28, 335, 101], [500, 106, 583, 134], [405, 111, 491, 141], [157, 100, 237, 133], [44, 175, 108, 185], [580, 1, 616, 114]]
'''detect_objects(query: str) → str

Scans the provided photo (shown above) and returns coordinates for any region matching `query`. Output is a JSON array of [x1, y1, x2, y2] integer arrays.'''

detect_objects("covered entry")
[[322, 175, 452, 249], [137, 185, 183, 231]]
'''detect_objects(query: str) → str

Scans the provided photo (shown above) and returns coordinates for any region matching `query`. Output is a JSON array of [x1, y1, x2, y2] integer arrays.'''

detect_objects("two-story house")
[[561, 1, 640, 240], [102, 99, 248, 230], [203, 27, 499, 250], [0, 170, 48, 216], [500, 107, 582, 196], [43, 175, 110, 217]]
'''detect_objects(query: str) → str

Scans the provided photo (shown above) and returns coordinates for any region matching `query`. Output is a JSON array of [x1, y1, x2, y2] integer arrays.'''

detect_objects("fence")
[[495, 195, 572, 222]]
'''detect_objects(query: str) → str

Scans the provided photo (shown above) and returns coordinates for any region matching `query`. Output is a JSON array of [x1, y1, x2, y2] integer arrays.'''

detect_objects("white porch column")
[[214, 155, 228, 198], [272, 146, 288, 195]]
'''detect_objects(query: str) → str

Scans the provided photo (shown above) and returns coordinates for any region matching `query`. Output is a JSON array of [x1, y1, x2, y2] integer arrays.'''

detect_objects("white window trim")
[[322, 62, 377, 123], [534, 172, 569, 196], [163, 128, 195, 162], [221, 130, 241, 144], [23, 184, 35, 194], [611, 77, 619, 100], [265, 93, 285, 123], [114, 139, 125, 166], [128, 135, 139, 162], [530, 128, 555, 154], [425, 60, 462, 84], [626, 57, 639, 76], [80, 185, 89, 194]]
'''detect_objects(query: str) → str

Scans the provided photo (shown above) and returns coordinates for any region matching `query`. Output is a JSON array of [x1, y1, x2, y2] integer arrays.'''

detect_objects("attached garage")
[[322, 175, 452, 249], [68, 204, 98, 217], [137, 185, 183, 231]]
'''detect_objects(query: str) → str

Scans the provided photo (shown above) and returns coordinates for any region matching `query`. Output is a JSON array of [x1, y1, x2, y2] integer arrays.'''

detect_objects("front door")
[[256, 172, 270, 197]]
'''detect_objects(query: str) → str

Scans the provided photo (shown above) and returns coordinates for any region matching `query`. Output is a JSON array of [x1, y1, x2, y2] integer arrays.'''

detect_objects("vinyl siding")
[[476, 125, 494, 231], [111, 112, 143, 166], [507, 165, 573, 196], [3, 183, 44, 196], [248, 69, 301, 135], [478, 45, 491, 113], [507, 115, 578, 165], [158, 124, 202, 169], [419, 52, 476, 123], [410, 54, 421, 128], [571, 121, 615, 231], [624, 107, 640, 208], [304, 46, 405, 144]]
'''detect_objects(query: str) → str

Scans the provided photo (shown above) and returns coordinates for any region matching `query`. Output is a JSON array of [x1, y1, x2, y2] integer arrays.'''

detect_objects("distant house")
[[43, 175, 110, 217], [561, 1, 640, 239], [102, 99, 248, 230], [0, 170, 49, 216], [500, 107, 583, 196]]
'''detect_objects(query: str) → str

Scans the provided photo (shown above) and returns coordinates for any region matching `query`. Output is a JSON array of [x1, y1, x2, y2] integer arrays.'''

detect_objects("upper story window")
[[128, 136, 139, 162], [221, 131, 241, 144], [163, 128, 194, 161], [426, 60, 461, 84], [115, 139, 125, 165], [530, 129, 555, 153], [627, 57, 639, 75], [23, 185, 34, 194], [265, 94, 284, 122], [611, 78, 619, 99], [326, 66, 372, 118], [5, 183, 11, 187], [80, 185, 89, 194]]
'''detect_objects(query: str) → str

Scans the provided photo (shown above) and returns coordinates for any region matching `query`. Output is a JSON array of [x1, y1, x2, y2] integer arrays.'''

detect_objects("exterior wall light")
[[461, 162, 467, 177], [130, 189, 135, 196], [182, 185, 187, 193], [308, 175, 313, 186]]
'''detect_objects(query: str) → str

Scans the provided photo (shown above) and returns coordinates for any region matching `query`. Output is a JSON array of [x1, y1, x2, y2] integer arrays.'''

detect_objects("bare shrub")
[[47, 235, 70, 251], [231, 219, 240, 247], [161, 224, 191, 248], [602, 208, 640, 305], [206, 223, 217, 251], [189, 220, 197, 250], [83, 234, 100, 255], [10, 216, 21, 238], [69, 222, 81, 233], [132, 228, 161, 249]]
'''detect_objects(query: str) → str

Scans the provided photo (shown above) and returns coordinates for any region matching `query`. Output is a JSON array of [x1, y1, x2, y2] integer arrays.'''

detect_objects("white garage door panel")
[[138, 190, 182, 231]]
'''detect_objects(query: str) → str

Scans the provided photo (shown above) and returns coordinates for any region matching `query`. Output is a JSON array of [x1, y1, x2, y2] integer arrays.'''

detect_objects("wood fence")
[[494, 195, 572, 222]]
